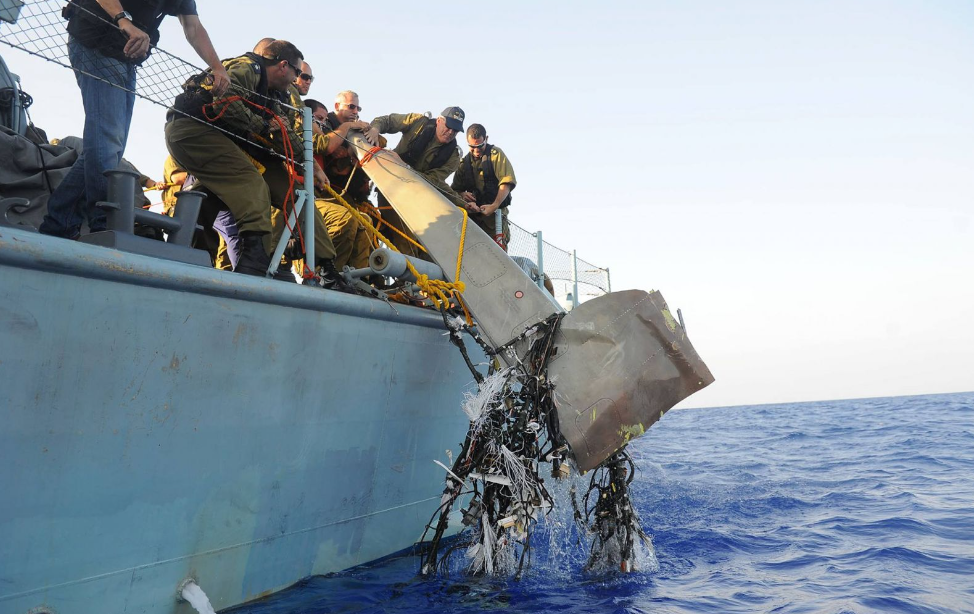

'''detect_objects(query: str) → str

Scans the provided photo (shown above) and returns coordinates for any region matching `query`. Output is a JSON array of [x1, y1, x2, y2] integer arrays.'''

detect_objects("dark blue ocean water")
[[237, 392, 974, 613]]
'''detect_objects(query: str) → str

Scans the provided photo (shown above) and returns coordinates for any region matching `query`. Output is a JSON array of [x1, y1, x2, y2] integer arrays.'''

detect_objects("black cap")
[[440, 106, 465, 132]]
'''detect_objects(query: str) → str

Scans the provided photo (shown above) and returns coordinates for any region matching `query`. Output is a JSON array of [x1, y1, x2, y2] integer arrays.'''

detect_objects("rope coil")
[[321, 183, 469, 313]]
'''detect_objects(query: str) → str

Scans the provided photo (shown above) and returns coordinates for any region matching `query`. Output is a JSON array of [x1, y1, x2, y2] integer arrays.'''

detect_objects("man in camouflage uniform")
[[164, 40, 342, 284], [370, 106, 464, 258], [309, 93, 381, 270], [451, 123, 517, 250], [293, 61, 314, 97]]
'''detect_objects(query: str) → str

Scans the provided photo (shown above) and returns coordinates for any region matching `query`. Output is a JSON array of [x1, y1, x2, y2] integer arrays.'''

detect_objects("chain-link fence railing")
[[0, 0, 304, 162], [2, 0, 208, 103], [2, 3, 611, 305], [507, 217, 610, 309]]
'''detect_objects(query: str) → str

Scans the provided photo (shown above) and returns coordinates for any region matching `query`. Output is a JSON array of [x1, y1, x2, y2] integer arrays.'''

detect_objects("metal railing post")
[[605, 267, 612, 293], [302, 106, 315, 269], [535, 230, 545, 291], [571, 249, 579, 309], [494, 210, 503, 249]]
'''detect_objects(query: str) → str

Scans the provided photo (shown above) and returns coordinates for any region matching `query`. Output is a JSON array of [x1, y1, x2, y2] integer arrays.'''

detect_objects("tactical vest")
[[168, 53, 270, 132], [458, 145, 512, 209], [400, 118, 456, 171]]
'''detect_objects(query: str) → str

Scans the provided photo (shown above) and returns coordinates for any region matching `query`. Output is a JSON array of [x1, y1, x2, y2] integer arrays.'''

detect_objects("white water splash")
[[180, 581, 216, 614]]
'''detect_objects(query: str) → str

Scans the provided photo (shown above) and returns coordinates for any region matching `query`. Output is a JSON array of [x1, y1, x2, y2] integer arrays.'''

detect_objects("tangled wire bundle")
[[420, 311, 650, 577], [572, 451, 651, 572]]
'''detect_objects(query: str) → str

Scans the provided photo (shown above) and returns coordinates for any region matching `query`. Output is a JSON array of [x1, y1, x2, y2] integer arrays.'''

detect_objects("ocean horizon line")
[[678, 388, 973, 412]]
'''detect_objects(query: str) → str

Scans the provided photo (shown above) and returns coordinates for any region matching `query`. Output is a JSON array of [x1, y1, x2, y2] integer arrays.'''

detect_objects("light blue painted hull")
[[0, 228, 474, 614]]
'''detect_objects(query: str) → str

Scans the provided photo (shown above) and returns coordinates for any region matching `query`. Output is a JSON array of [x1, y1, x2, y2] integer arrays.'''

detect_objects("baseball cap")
[[440, 106, 465, 132]]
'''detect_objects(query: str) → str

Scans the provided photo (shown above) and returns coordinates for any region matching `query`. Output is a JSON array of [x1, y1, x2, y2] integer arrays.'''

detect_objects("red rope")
[[359, 145, 383, 166], [203, 96, 315, 278]]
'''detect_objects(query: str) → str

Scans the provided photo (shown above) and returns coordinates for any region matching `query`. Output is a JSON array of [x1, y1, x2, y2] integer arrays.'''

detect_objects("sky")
[[3, 0, 972, 409]]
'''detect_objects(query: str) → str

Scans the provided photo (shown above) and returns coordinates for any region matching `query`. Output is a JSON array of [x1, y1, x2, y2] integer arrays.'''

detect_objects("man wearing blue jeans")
[[39, 0, 228, 239]]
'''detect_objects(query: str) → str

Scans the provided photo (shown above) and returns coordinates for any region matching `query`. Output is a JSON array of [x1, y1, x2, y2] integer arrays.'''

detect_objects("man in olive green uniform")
[[274, 96, 371, 275], [285, 62, 310, 127], [273, 62, 336, 279], [309, 93, 381, 270], [275, 95, 376, 273], [370, 106, 464, 258], [451, 123, 517, 250], [165, 40, 341, 283], [293, 61, 314, 97]]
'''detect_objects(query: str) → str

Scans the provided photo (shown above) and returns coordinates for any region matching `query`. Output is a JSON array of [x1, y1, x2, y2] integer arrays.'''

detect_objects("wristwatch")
[[112, 10, 133, 25]]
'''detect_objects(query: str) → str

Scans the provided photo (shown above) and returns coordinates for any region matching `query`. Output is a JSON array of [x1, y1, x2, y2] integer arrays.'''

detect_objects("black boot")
[[234, 232, 271, 277], [317, 259, 355, 293], [273, 262, 297, 283], [283, 237, 304, 260], [365, 274, 389, 289]]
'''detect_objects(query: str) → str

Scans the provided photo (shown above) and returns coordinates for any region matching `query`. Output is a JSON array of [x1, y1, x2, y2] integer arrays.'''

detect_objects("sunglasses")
[[468, 141, 487, 150], [279, 59, 300, 75], [343, 103, 362, 112], [299, 73, 314, 82]]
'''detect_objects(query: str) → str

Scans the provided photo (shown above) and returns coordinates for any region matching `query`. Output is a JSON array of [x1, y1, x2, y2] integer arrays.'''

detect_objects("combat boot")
[[235, 232, 271, 277], [318, 259, 355, 293], [283, 237, 304, 260], [273, 262, 297, 283]]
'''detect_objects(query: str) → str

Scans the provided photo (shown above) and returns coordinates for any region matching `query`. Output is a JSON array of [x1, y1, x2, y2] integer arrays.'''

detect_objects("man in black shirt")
[[40, 0, 228, 240]]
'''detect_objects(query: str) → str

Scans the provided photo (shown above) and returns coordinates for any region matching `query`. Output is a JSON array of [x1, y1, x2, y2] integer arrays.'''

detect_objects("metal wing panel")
[[348, 133, 562, 354], [547, 290, 715, 471], [348, 134, 714, 470]]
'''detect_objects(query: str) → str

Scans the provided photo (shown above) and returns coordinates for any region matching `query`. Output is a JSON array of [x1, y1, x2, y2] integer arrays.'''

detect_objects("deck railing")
[[507, 219, 610, 308], [1, 1, 610, 304]]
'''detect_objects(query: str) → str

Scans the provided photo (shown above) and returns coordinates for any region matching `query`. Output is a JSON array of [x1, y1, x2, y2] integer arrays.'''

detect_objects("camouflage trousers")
[[166, 118, 336, 263]]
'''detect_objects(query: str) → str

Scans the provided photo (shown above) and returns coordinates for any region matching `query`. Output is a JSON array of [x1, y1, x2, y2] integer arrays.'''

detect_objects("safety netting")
[[507, 218, 610, 306]]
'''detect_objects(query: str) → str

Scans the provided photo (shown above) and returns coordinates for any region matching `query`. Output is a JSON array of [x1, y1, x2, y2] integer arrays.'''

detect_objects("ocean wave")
[[235, 392, 974, 614]]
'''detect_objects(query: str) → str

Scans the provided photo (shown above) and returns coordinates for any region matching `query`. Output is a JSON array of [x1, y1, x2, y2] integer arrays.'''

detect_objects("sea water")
[[233, 392, 974, 613]]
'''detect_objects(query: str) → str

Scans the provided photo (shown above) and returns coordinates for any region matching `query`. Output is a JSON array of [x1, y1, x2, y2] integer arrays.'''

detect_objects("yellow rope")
[[370, 209, 429, 254], [453, 206, 473, 325], [456, 205, 468, 282], [321, 184, 467, 311]]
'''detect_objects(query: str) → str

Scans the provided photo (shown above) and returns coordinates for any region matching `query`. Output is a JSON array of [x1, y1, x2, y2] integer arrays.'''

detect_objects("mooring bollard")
[[82, 169, 211, 266], [99, 168, 141, 233], [169, 190, 204, 247]]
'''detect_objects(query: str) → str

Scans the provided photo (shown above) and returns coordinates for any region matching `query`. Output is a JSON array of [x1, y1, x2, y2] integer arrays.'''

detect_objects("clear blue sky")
[[7, 1, 973, 408]]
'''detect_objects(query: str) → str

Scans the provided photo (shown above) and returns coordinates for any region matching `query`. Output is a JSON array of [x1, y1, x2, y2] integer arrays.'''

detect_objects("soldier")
[[273, 58, 320, 279], [253, 37, 276, 55], [164, 40, 343, 285], [293, 61, 314, 97], [308, 93, 382, 270], [370, 107, 465, 258], [306, 98, 330, 136], [275, 96, 376, 274], [451, 123, 517, 250]]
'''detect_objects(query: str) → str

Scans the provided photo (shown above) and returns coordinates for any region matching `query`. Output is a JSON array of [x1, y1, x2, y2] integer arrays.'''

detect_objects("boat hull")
[[0, 228, 473, 614]]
